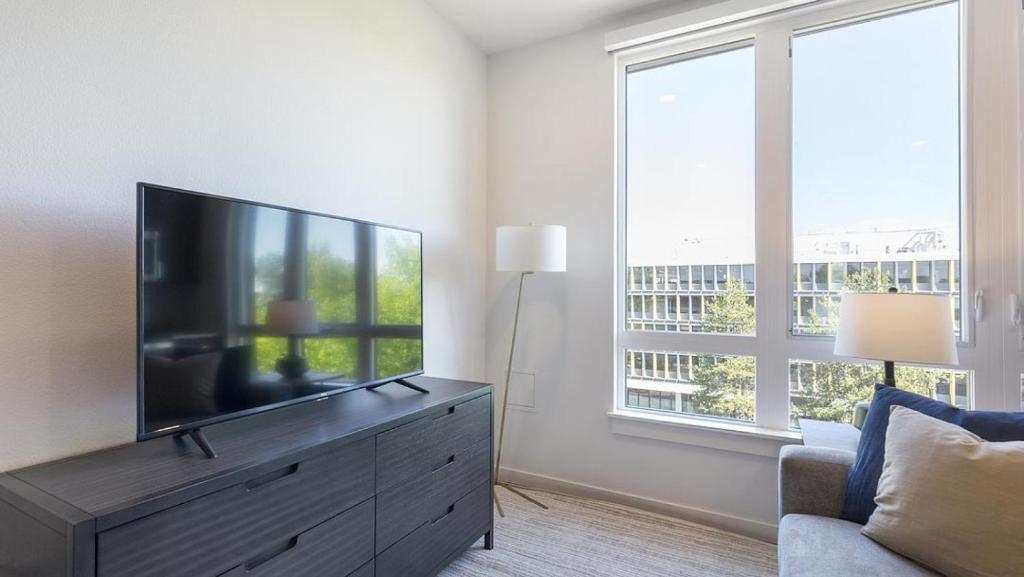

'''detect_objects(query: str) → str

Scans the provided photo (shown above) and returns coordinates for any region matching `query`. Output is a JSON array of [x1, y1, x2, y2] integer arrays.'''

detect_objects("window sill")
[[608, 409, 802, 458]]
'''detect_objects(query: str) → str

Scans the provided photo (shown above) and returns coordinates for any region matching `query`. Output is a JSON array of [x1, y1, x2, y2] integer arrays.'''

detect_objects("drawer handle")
[[245, 463, 300, 492], [433, 406, 456, 420], [431, 454, 456, 472], [431, 503, 456, 525], [244, 535, 300, 572]]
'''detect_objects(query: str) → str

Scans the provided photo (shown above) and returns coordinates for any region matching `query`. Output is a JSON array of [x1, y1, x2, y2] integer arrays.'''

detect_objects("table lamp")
[[834, 290, 958, 387], [493, 224, 566, 517]]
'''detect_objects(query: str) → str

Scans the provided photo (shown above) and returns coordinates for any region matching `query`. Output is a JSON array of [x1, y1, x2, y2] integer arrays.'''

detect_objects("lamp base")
[[494, 481, 549, 518], [276, 355, 309, 379]]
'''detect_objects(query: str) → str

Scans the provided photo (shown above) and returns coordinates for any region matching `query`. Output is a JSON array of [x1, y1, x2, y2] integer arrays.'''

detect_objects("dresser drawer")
[[97, 438, 375, 577], [376, 436, 490, 552], [377, 394, 490, 491], [217, 498, 374, 577], [376, 481, 491, 577]]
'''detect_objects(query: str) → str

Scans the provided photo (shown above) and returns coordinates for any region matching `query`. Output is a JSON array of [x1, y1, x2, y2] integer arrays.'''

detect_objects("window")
[[623, 43, 756, 421], [715, 265, 728, 291], [916, 261, 933, 292], [792, 1, 960, 339], [814, 263, 828, 291], [624, 41, 755, 332], [935, 260, 951, 292], [691, 266, 703, 291], [798, 263, 812, 292], [617, 0, 983, 433], [881, 261, 896, 288], [830, 262, 846, 290]]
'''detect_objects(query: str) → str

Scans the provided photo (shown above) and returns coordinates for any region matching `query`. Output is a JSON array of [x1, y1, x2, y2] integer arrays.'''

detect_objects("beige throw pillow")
[[862, 406, 1024, 577]]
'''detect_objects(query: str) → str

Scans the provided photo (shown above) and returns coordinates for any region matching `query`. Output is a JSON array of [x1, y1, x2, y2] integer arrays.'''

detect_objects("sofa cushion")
[[841, 384, 1024, 524], [778, 514, 938, 577], [863, 407, 1024, 577]]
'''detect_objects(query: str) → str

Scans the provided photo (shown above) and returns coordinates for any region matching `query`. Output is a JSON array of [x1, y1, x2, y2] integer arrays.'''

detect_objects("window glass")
[[798, 263, 813, 291], [789, 360, 971, 427], [791, 3, 961, 336], [627, 349, 755, 422], [704, 265, 716, 291], [936, 260, 951, 291], [626, 44, 755, 336], [829, 263, 845, 290], [743, 264, 755, 291], [814, 263, 828, 291], [916, 261, 933, 291]]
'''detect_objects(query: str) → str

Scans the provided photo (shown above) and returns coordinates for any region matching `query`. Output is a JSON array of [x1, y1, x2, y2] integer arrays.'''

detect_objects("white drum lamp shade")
[[834, 293, 958, 366], [266, 300, 320, 336], [495, 225, 567, 273]]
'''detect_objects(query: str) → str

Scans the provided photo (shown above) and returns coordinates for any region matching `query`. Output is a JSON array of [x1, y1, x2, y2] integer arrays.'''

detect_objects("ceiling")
[[424, 0, 695, 54]]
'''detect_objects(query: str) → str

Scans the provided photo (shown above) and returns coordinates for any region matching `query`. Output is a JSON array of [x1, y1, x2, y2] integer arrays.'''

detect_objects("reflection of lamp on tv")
[[267, 300, 319, 378]]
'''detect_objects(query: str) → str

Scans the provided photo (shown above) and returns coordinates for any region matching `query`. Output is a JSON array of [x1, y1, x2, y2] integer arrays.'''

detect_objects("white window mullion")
[[753, 27, 793, 430]]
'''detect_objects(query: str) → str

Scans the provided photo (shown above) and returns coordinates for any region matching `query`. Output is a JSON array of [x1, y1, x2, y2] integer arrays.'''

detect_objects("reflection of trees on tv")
[[140, 185, 423, 436]]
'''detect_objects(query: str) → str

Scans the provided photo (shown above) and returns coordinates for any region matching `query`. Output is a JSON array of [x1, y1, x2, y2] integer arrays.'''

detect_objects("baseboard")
[[499, 466, 779, 544]]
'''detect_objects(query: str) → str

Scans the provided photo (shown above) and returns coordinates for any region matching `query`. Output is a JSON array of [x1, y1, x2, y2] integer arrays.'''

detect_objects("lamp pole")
[[884, 286, 898, 387], [493, 271, 549, 517]]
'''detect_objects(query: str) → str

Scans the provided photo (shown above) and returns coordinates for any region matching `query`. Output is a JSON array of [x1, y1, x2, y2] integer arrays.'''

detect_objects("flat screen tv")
[[138, 183, 423, 441]]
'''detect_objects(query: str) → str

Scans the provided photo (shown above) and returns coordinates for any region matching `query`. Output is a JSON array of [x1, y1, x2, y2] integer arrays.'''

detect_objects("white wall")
[[0, 0, 487, 471], [486, 25, 782, 540]]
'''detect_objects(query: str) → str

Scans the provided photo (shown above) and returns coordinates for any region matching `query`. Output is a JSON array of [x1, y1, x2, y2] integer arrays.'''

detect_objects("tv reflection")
[[141, 189, 423, 434]]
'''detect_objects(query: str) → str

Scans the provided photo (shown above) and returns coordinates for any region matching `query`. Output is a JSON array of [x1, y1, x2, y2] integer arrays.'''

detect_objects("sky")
[[626, 2, 960, 266]]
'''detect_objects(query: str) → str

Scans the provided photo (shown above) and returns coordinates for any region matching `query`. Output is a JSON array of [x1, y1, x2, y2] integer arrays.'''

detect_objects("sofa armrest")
[[778, 445, 855, 521]]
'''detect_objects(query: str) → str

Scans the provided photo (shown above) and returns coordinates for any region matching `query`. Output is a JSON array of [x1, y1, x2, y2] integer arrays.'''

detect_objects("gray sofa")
[[777, 445, 939, 577]]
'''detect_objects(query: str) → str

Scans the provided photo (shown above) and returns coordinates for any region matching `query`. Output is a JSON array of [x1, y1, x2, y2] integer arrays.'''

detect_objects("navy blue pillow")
[[841, 384, 1024, 524]]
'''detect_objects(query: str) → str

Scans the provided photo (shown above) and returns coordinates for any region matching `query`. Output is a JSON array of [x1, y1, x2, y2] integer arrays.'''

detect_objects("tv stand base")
[[173, 428, 218, 459], [367, 378, 430, 394]]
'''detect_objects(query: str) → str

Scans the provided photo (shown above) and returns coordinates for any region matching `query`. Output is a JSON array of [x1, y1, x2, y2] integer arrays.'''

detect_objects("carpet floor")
[[440, 485, 778, 577]]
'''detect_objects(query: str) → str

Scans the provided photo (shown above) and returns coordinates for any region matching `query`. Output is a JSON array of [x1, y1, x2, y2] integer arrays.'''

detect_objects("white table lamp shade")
[[495, 225, 567, 273], [266, 300, 320, 336], [834, 293, 958, 365]]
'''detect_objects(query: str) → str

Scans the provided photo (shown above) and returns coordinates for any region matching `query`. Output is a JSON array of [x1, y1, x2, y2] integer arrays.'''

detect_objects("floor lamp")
[[493, 224, 566, 517]]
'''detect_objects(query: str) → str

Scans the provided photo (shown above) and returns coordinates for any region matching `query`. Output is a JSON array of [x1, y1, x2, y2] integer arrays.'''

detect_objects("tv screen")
[[138, 184, 423, 439]]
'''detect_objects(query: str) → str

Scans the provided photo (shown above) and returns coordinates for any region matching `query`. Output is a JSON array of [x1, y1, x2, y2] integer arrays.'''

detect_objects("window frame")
[[613, 0, 1002, 434]]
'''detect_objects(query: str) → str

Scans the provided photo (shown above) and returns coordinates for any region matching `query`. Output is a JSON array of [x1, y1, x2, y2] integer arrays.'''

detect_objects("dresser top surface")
[[6, 377, 490, 518]]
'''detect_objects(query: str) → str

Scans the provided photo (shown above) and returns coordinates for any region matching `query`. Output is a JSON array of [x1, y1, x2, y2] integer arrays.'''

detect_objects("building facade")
[[623, 227, 966, 424]]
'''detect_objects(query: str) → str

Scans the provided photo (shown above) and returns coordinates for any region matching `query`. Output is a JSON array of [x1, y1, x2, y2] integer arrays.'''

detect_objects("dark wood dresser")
[[0, 377, 493, 577]]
